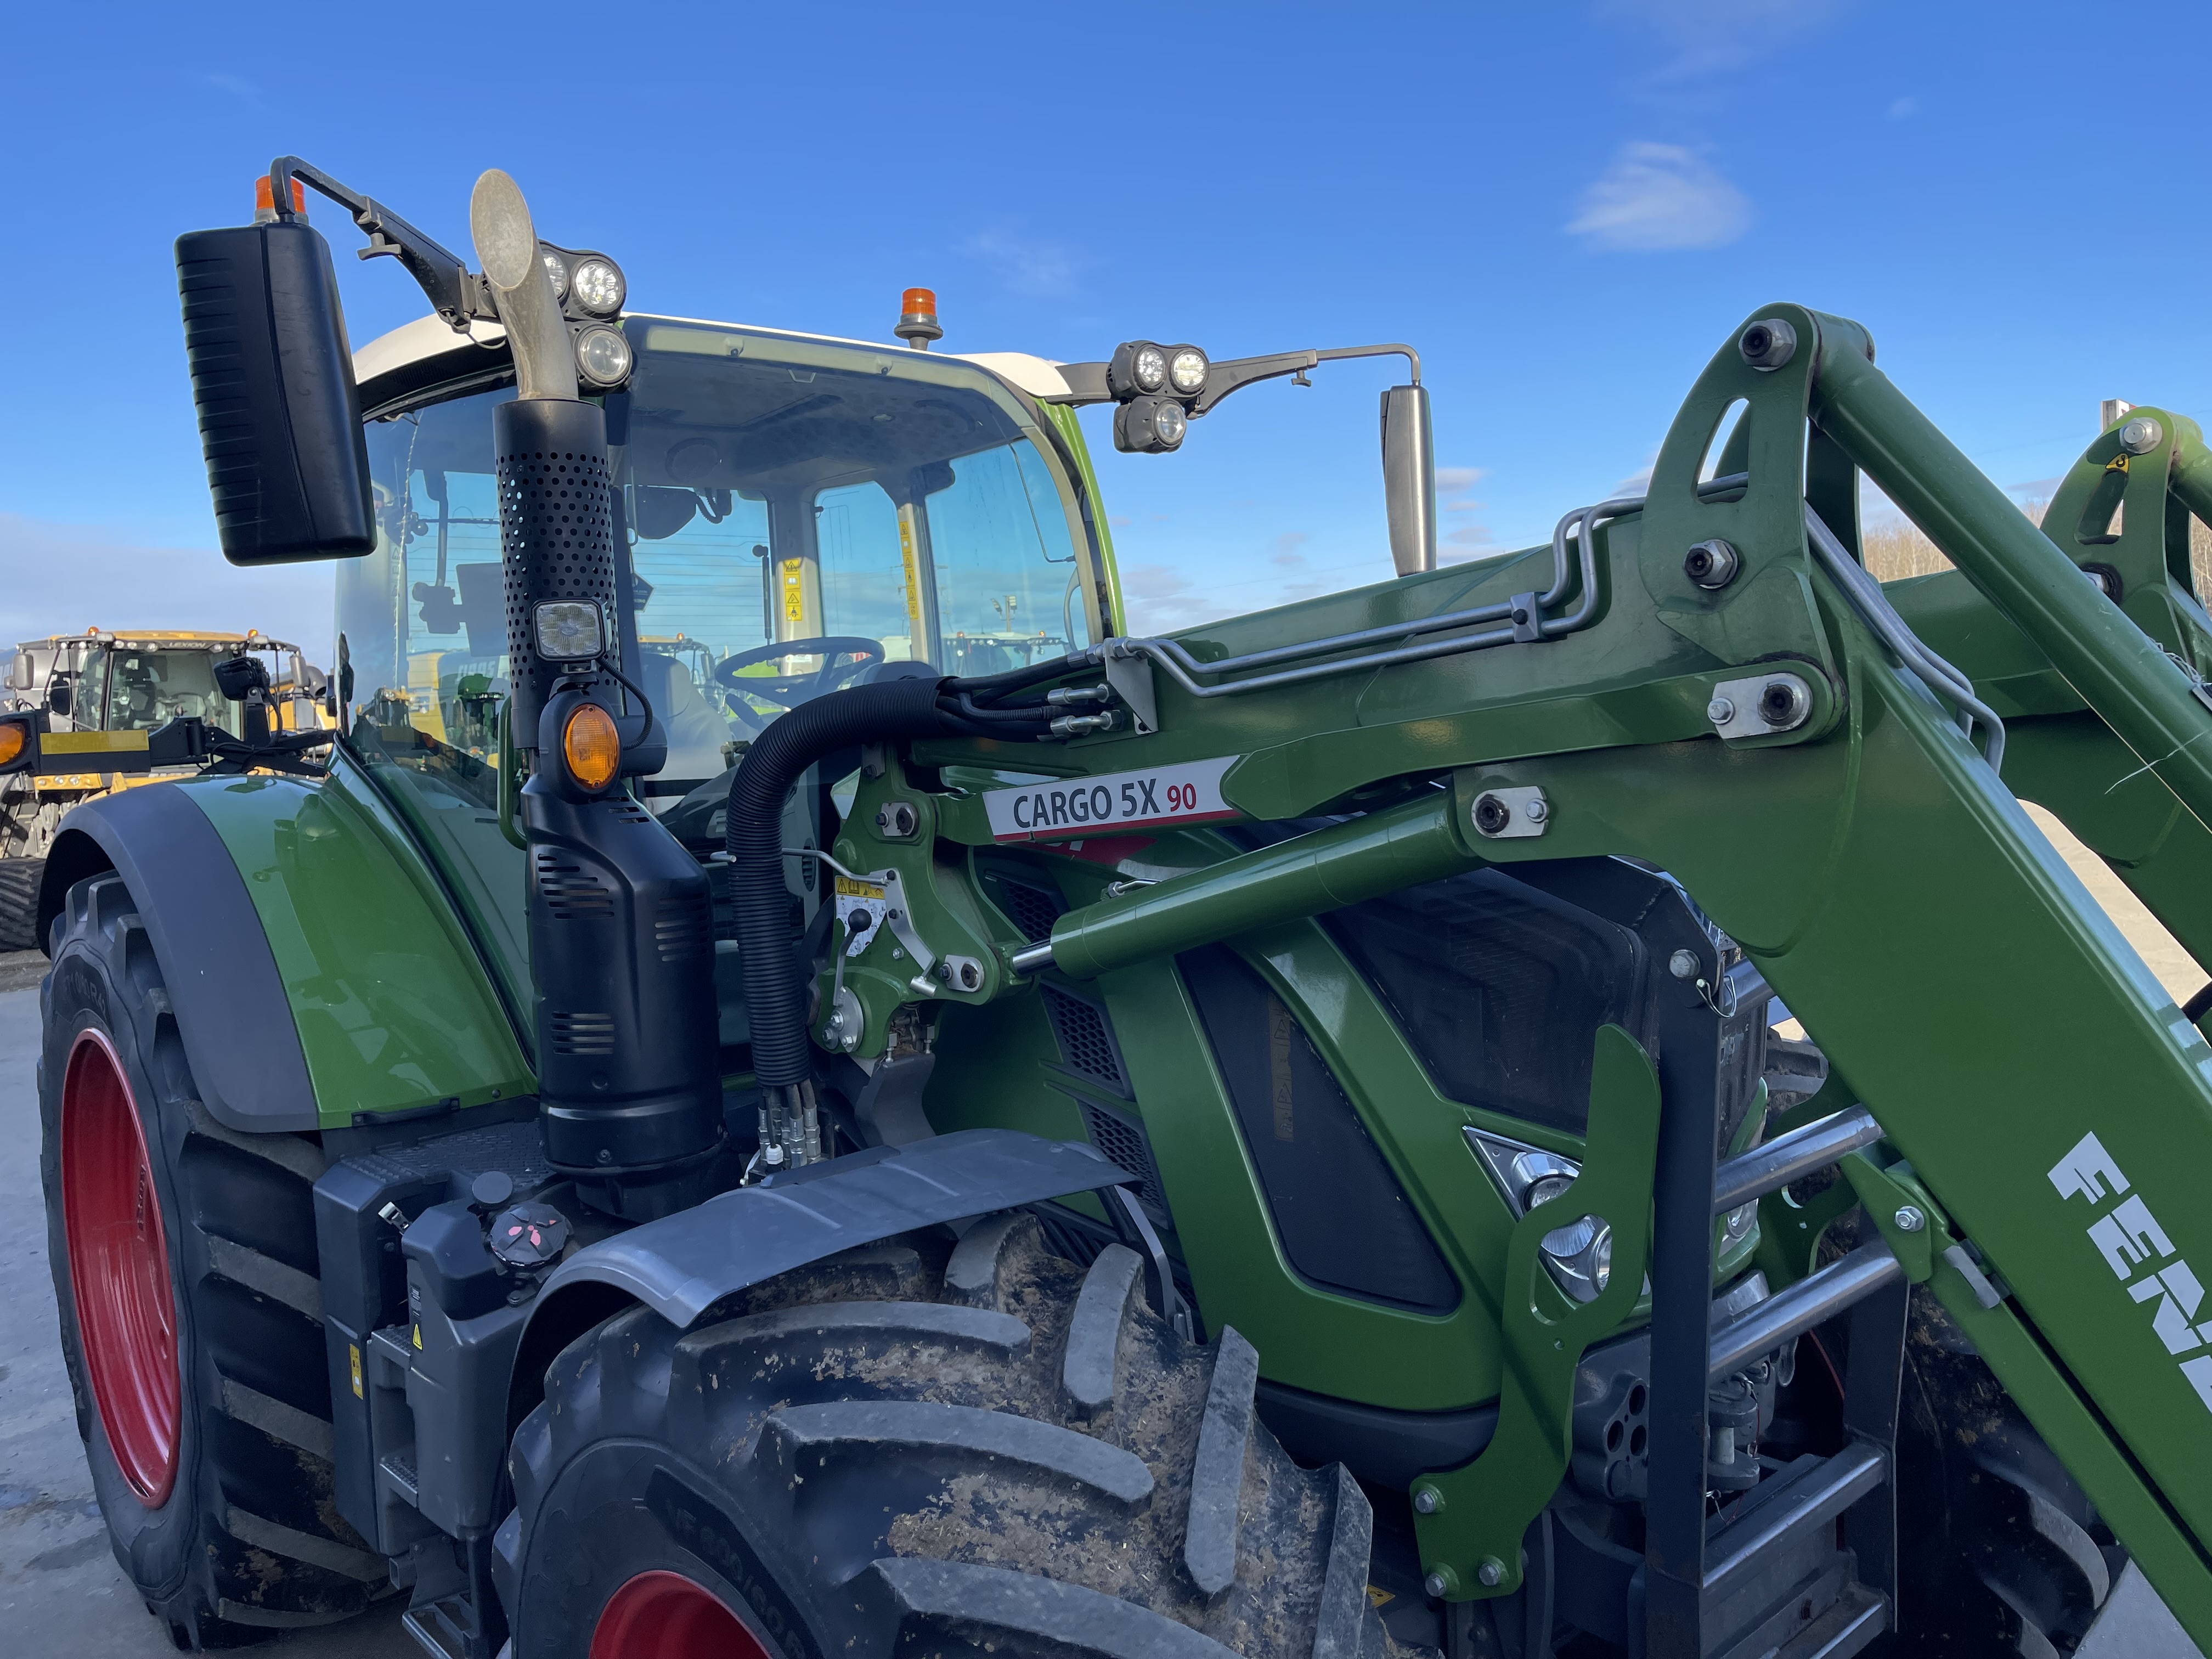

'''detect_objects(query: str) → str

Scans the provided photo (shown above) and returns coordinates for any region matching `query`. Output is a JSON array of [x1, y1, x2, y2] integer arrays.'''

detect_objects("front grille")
[[1040, 984, 1126, 1093], [1077, 1099, 1169, 1214]]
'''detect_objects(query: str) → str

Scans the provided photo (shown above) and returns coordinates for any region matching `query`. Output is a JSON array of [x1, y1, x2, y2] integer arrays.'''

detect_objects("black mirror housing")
[[176, 219, 375, 563]]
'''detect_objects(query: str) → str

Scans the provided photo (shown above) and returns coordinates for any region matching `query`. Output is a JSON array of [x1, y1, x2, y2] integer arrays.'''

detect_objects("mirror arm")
[[267, 155, 492, 329]]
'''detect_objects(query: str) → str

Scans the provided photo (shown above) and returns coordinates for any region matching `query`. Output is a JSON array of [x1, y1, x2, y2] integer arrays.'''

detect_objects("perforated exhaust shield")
[[495, 397, 617, 743]]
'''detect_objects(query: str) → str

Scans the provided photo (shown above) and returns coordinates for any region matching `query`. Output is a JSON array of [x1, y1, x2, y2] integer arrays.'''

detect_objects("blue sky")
[[4, 0, 2207, 658]]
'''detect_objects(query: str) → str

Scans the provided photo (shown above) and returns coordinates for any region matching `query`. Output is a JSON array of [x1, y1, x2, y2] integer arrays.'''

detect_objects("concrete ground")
[[0, 968, 414, 1656], [1, 793, 2205, 1659]]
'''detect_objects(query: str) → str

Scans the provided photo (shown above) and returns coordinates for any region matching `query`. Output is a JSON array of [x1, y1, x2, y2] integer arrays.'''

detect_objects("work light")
[[534, 600, 605, 663], [572, 257, 625, 317], [1168, 347, 1208, 395], [574, 325, 633, 389]]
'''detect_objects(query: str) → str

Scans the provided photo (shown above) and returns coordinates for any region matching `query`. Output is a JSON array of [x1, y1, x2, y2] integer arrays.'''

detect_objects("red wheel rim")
[[589, 1570, 769, 1659], [60, 1028, 181, 1508]]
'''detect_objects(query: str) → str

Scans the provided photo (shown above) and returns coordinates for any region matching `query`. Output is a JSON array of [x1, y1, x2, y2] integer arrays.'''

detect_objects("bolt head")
[[1424, 1572, 1449, 1599], [1472, 793, 1511, 836], [1894, 1205, 1926, 1233], [1477, 1558, 1506, 1587], [2120, 416, 2164, 456], [1522, 797, 1548, 823], [1707, 696, 1736, 725], [1669, 948, 1701, 980], [1413, 1488, 1440, 1514]]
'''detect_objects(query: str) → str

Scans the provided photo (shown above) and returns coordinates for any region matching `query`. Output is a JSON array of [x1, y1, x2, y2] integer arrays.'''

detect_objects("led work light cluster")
[[540, 242, 632, 390], [1107, 340, 1210, 453]]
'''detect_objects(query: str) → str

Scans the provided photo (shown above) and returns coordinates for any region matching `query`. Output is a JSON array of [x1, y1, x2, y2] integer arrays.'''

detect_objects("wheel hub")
[[60, 1028, 181, 1508], [589, 1570, 767, 1659]]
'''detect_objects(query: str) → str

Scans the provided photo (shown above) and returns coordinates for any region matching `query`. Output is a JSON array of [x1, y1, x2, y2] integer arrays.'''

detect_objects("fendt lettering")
[[17, 150, 2212, 1659], [2050, 1131, 2212, 1409]]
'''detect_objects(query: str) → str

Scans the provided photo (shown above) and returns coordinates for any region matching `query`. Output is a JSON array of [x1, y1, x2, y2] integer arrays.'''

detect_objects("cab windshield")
[[337, 319, 1103, 999]]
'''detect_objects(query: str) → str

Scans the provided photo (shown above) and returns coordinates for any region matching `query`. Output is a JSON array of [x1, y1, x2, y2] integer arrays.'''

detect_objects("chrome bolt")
[[1669, 949, 1701, 980], [1707, 696, 1736, 725], [2120, 416, 2164, 456], [1413, 1488, 1441, 1515], [1739, 318, 1798, 371], [1894, 1205, 1926, 1233], [1477, 1558, 1506, 1587], [1424, 1573, 1449, 1599], [1522, 797, 1549, 823], [1684, 538, 1741, 590]]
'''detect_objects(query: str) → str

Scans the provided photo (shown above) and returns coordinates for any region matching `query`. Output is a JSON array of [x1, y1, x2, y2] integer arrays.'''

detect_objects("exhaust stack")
[[474, 171, 723, 1216]]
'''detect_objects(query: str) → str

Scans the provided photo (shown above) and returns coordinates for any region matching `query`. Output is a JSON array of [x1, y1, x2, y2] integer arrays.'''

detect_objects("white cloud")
[[0, 515, 335, 672], [1568, 143, 1751, 252], [1271, 531, 1311, 567], [1435, 466, 1488, 494], [961, 225, 1087, 298], [1599, 0, 1844, 81], [1444, 499, 1487, 514], [1118, 561, 1227, 635]]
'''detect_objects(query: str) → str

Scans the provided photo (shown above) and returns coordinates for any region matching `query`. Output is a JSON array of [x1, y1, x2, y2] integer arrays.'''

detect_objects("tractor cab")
[[341, 313, 1111, 835]]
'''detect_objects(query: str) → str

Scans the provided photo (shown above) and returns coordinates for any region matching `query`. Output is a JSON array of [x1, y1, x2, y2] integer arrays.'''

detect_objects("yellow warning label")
[[782, 557, 806, 624], [897, 507, 926, 635], [834, 874, 886, 901], [349, 1343, 364, 1400], [1366, 1585, 1395, 1607], [2106, 453, 2132, 474], [411, 1324, 423, 1351], [44, 729, 150, 754]]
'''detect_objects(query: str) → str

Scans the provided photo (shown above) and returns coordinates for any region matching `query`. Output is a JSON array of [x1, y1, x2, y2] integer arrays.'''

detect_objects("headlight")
[[0, 717, 32, 772], [1169, 347, 1208, 394], [574, 324, 634, 388], [534, 600, 606, 662], [540, 249, 570, 301], [1113, 396, 1187, 454], [571, 257, 625, 317], [1132, 345, 1168, 393]]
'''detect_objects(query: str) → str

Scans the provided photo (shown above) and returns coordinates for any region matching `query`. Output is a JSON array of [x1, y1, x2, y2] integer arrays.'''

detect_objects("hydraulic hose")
[[727, 677, 950, 1087]]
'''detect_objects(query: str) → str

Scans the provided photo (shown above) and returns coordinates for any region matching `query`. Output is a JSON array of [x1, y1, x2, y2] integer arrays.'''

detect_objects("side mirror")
[[175, 219, 374, 562], [1380, 383, 1437, 577], [47, 677, 72, 718], [5, 650, 32, 692]]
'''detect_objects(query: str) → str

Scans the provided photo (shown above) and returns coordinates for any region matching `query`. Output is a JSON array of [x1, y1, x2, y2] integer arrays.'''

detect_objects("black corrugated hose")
[[724, 662, 1073, 1095]]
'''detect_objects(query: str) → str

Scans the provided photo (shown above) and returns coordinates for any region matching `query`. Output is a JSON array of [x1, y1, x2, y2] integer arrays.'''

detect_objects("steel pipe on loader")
[[1019, 793, 1477, 980], [1813, 332, 2212, 835]]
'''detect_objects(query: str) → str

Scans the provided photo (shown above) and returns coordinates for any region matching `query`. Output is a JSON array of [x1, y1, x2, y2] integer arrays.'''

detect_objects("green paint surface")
[[181, 762, 534, 1126]]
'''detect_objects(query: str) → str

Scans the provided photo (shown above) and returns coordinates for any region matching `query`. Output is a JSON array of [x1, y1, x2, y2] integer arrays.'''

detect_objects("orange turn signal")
[[0, 721, 29, 770], [561, 703, 620, 791]]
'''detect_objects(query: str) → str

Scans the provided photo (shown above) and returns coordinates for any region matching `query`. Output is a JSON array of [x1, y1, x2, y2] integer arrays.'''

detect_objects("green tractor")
[[16, 155, 2212, 1659]]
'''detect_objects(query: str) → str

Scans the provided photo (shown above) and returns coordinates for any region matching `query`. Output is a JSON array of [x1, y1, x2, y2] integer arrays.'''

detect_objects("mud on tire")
[[39, 872, 383, 1648], [501, 1215, 1408, 1658]]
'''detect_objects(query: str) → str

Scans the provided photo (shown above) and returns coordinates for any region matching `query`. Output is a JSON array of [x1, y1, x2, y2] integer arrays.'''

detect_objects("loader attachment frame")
[[883, 306, 2212, 1651]]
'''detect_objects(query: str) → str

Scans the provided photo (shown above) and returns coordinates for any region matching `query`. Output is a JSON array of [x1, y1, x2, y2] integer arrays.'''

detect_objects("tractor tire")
[[0, 853, 42, 950], [39, 871, 385, 1649], [501, 1216, 1410, 1659], [1891, 1285, 2131, 1657]]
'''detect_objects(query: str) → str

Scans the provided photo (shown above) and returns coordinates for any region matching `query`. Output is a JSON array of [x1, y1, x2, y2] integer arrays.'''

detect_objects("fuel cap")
[[487, 1202, 570, 1269]]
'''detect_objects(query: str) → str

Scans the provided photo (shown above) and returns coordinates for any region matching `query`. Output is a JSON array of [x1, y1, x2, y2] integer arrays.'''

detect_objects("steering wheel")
[[711, 637, 885, 711]]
